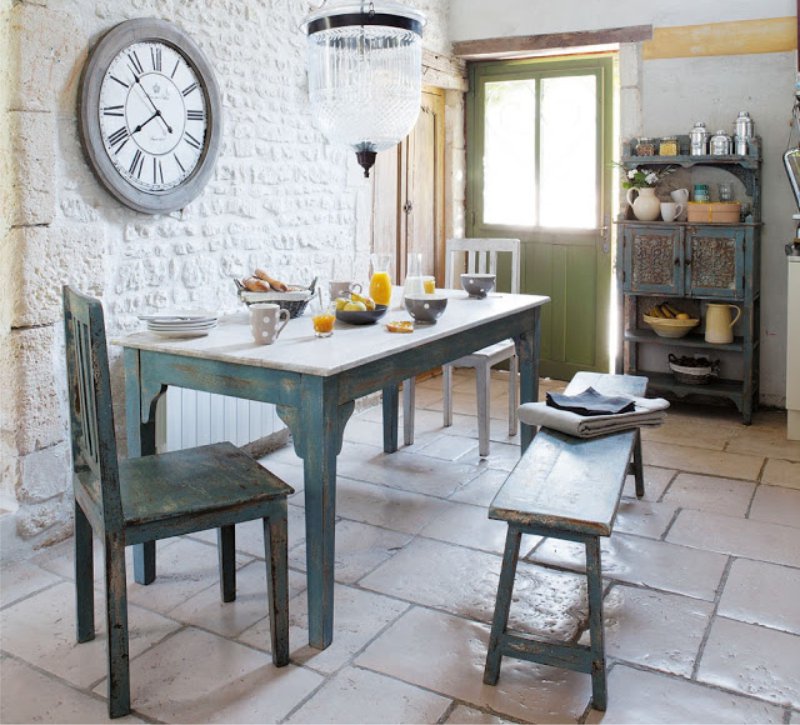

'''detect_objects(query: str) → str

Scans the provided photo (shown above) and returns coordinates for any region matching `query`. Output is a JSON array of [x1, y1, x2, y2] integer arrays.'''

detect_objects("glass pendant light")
[[304, 1, 425, 178]]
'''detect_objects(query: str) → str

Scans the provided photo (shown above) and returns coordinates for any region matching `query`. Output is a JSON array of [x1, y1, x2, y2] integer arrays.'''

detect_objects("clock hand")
[[132, 111, 158, 133], [133, 77, 173, 134]]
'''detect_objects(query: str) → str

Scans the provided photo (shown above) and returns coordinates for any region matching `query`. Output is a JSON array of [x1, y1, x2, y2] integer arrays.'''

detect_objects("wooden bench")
[[483, 372, 648, 711]]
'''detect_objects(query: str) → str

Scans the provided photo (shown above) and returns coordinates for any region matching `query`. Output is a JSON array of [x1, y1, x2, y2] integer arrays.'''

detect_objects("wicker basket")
[[668, 354, 720, 385], [234, 277, 316, 319]]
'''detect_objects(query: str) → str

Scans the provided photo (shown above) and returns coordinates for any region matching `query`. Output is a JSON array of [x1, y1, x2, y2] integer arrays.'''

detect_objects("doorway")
[[371, 87, 446, 285], [467, 55, 615, 380]]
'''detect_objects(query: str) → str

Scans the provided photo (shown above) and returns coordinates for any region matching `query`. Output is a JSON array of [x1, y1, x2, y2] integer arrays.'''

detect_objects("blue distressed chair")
[[63, 286, 293, 718]]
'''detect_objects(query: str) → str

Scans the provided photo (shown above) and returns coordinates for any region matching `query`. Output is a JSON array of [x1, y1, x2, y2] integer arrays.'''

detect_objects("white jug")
[[705, 303, 741, 344], [670, 189, 689, 220]]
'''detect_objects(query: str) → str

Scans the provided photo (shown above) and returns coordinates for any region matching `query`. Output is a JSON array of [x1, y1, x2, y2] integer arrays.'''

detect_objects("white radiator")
[[158, 387, 284, 452]]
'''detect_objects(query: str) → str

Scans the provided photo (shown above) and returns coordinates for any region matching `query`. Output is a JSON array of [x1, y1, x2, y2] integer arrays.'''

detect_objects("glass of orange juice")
[[369, 253, 393, 306], [311, 298, 335, 337], [423, 276, 436, 294]]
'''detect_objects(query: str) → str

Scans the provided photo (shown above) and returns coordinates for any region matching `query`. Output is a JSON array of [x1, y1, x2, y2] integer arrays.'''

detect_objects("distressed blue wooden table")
[[116, 288, 549, 649]]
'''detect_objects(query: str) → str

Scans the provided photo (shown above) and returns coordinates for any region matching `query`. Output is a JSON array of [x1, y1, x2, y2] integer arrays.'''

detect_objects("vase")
[[626, 186, 661, 221]]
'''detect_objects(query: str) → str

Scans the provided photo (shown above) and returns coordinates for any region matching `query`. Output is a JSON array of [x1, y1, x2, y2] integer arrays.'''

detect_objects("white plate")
[[148, 329, 213, 338], [240, 290, 312, 303], [147, 321, 217, 330], [138, 310, 217, 323]]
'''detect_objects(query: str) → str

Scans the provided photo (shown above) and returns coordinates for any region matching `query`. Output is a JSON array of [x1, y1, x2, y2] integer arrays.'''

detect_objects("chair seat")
[[119, 442, 293, 532], [452, 339, 516, 368]]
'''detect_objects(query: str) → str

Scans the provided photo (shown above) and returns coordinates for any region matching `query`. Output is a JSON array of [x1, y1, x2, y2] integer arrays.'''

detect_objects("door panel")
[[623, 225, 683, 295], [685, 226, 745, 299], [467, 56, 614, 379]]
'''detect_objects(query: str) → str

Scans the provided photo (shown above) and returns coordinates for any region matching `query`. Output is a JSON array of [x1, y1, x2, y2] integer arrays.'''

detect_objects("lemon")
[[334, 297, 348, 311], [343, 301, 367, 312], [350, 292, 376, 311], [676, 312, 690, 320]]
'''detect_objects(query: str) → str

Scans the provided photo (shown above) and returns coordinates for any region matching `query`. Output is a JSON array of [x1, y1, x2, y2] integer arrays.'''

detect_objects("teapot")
[[704, 303, 741, 344]]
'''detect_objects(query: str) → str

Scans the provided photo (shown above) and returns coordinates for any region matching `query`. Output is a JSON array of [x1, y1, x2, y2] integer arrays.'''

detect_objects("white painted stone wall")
[[0, 0, 453, 556], [449, 0, 796, 407]]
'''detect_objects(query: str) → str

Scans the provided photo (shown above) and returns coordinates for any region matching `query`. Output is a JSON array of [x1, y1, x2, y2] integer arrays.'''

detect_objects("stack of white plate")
[[138, 311, 218, 338]]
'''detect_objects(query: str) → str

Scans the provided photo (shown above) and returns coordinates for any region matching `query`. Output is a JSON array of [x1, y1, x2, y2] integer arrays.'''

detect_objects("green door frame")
[[466, 54, 615, 379]]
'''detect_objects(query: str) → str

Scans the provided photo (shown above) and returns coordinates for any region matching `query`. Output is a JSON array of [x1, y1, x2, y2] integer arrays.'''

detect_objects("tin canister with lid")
[[734, 111, 753, 155], [689, 121, 708, 156], [709, 130, 732, 155]]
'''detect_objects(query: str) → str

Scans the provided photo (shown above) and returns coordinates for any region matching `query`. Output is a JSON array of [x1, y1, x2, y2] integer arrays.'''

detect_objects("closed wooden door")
[[372, 87, 445, 285], [467, 56, 614, 380]]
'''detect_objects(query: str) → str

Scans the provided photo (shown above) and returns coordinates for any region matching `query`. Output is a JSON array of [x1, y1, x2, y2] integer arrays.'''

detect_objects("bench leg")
[[585, 537, 607, 711], [218, 525, 236, 603], [483, 526, 522, 685], [403, 377, 416, 447], [632, 429, 645, 499]]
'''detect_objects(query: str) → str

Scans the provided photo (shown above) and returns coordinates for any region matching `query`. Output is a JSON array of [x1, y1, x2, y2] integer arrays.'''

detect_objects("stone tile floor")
[[2, 371, 800, 723]]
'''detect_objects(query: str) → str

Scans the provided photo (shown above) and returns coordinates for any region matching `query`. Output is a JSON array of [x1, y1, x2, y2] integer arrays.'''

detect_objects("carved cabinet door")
[[622, 225, 683, 295], [685, 226, 745, 299]]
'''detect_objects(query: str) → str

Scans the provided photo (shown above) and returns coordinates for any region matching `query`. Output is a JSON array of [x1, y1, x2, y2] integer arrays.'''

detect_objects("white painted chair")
[[403, 238, 521, 457]]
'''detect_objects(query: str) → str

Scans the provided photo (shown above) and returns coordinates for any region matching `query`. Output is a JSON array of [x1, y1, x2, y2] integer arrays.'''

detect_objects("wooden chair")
[[63, 286, 293, 719], [403, 238, 521, 457]]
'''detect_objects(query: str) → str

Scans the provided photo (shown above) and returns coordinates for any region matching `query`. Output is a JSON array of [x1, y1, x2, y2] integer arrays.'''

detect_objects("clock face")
[[98, 42, 207, 193], [79, 19, 222, 214]]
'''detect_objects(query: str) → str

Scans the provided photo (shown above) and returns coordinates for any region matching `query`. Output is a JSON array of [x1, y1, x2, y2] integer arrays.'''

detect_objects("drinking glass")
[[311, 293, 335, 337], [369, 253, 393, 306], [403, 252, 424, 298]]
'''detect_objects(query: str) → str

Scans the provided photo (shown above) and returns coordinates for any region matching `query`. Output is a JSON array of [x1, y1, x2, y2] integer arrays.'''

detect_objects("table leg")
[[382, 383, 399, 453], [278, 381, 354, 649], [124, 349, 159, 585], [516, 308, 542, 453]]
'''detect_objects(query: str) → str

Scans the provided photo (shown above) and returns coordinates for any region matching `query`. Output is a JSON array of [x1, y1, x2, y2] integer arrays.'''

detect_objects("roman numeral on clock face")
[[187, 109, 204, 121], [182, 82, 198, 97], [107, 126, 129, 151], [103, 105, 125, 117], [184, 132, 202, 150], [128, 50, 144, 78], [151, 46, 162, 72], [129, 149, 144, 178]]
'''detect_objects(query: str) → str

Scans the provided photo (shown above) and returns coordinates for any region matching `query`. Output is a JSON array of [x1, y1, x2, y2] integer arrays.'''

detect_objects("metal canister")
[[689, 121, 708, 156], [709, 130, 732, 155], [734, 111, 753, 140]]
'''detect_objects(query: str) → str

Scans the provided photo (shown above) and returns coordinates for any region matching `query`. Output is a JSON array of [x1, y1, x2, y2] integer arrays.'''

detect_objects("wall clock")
[[79, 18, 222, 214]]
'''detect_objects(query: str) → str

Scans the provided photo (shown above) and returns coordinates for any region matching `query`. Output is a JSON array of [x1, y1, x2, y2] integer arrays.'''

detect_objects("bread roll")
[[243, 276, 271, 292], [254, 268, 288, 292]]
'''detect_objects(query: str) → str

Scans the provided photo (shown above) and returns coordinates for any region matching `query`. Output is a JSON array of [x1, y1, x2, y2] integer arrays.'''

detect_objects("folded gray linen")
[[518, 396, 669, 438]]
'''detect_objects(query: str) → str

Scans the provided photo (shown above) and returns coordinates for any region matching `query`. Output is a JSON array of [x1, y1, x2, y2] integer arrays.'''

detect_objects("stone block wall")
[[0, 0, 456, 556]]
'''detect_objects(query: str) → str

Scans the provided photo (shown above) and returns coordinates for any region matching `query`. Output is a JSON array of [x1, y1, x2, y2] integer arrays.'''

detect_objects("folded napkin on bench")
[[546, 387, 636, 416], [518, 395, 669, 438]]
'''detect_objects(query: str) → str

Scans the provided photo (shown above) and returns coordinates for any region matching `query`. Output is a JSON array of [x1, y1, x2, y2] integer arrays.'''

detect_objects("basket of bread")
[[235, 270, 316, 318]]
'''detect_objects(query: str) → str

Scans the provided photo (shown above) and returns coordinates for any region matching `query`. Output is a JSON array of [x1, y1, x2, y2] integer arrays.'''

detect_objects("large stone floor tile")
[[356, 606, 591, 723], [761, 458, 800, 490], [661, 473, 756, 517], [96, 627, 323, 723], [0, 560, 62, 608], [238, 583, 409, 675], [749, 484, 800, 528], [583, 585, 713, 676], [529, 533, 728, 601], [168, 561, 307, 639], [335, 477, 452, 535], [450, 468, 510, 507], [643, 442, 763, 481], [718, 559, 800, 635], [613, 498, 677, 540], [415, 432, 482, 461], [585, 664, 784, 724], [697, 617, 800, 708], [288, 518, 412, 584], [666, 509, 800, 568], [420, 500, 539, 555], [0, 655, 145, 723], [257, 458, 307, 497], [361, 537, 587, 640], [337, 441, 481, 498], [286, 665, 450, 724], [621, 465, 676, 501], [445, 704, 511, 723], [0, 581, 180, 689], [640, 415, 730, 451], [126, 536, 252, 615], [726, 426, 800, 462]]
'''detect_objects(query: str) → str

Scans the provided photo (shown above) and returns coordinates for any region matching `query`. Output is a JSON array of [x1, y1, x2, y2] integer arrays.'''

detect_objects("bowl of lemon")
[[334, 292, 388, 325], [643, 303, 699, 338]]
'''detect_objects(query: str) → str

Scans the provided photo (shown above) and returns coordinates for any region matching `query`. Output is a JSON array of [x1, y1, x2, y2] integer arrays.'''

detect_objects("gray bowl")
[[404, 294, 448, 324], [461, 273, 496, 298]]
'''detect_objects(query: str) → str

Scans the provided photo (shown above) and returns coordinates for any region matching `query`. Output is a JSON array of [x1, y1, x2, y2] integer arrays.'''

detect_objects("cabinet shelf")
[[625, 330, 744, 352], [633, 371, 745, 402]]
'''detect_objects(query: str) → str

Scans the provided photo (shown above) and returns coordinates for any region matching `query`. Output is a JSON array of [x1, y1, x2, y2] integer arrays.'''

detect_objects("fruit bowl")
[[643, 314, 700, 338], [335, 305, 388, 325]]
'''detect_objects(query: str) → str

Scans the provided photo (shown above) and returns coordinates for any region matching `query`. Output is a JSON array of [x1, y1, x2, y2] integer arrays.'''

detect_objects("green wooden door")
[[467, 56, 615, 380]]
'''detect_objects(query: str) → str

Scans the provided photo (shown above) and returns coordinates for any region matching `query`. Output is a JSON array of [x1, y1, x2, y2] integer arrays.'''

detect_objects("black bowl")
[[335, 304, 388, 325]]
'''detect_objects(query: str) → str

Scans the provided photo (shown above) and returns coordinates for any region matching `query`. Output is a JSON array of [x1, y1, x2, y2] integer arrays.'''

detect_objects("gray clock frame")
[[79, 18, 222, 214]]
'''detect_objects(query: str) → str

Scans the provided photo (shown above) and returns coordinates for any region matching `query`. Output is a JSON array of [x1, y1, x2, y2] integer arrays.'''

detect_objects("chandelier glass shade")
[[304, 1, 425, 177]]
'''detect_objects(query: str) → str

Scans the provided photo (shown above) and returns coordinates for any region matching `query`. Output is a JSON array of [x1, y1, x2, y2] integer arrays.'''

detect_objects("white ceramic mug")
[[660, 202, 684, 223], [250, 303, 290, 345], [329, 281, 362, 300], [670, 188, 689, 220]]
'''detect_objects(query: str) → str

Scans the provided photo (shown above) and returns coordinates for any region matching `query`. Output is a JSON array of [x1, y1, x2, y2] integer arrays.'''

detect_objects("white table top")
[[114, 288, 550, 377]]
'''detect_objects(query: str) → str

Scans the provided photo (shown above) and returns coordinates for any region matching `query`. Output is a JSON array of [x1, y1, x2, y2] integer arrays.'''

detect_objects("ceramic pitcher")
[[626, 187, 661, 221], [705, 303, 741, 344], [670, 188, 689, 220]]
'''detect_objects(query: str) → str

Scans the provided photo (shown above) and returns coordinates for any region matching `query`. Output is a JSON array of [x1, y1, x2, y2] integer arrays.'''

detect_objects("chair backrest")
[[445, 238, 521, 294], [63, 286, 123, 530]]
